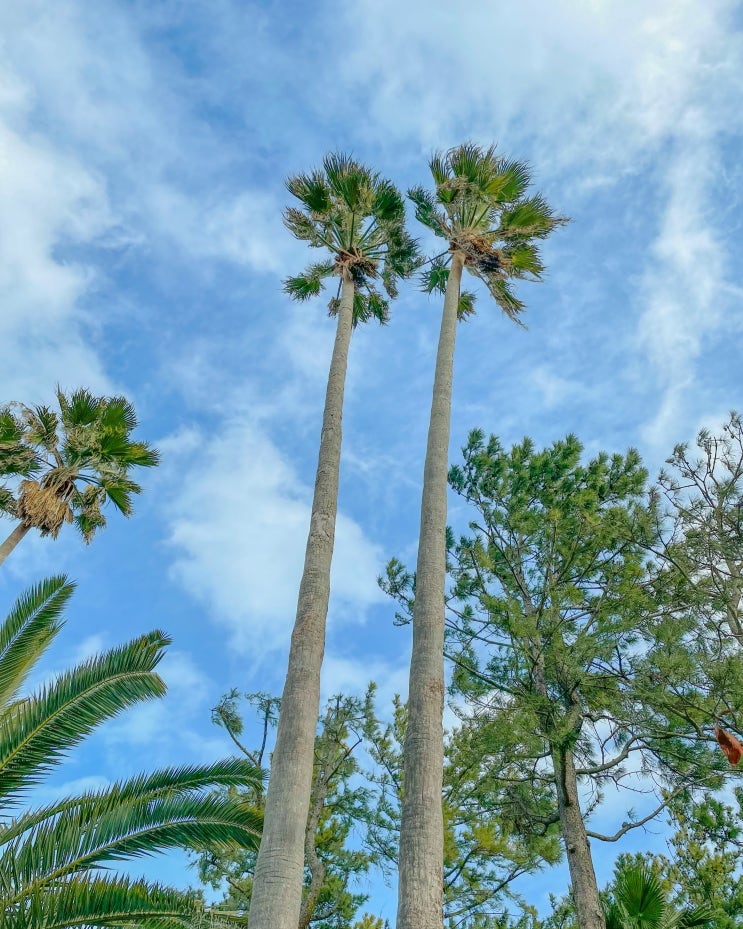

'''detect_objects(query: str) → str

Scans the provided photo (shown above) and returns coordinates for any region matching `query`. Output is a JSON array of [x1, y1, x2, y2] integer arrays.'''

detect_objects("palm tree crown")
[[409, 142, 567, 319], [0, 387, 159, 543], [283, 152, 420, 324], [0, 576, 262, 928], [604, 863, 717, 929]]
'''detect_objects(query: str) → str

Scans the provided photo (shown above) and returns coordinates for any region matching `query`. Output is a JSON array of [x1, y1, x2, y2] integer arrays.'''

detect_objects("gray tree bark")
[[0, 523, 30, 568], [553, 748, 606, 929], [248, 274, 355, 929], [397, 251, 464, 929]]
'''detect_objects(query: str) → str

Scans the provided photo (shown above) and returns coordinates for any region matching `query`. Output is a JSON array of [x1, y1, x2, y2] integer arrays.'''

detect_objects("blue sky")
[[1, 0, 742, 920]]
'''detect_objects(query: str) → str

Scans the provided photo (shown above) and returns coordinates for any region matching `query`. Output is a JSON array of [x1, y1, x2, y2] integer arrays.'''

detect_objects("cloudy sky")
[[1, 0, 742, 918]]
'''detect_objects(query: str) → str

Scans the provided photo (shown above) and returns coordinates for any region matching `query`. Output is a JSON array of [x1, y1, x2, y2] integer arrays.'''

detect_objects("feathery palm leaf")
[[0, 576, 71, 708], [5, 874, 246, 929], [0, 578, 262, 927], [0, 629, 169, 802]]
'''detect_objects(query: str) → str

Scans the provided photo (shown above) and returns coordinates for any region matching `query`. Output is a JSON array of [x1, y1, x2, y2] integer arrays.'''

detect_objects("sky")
[[1, 0, 742, 920]]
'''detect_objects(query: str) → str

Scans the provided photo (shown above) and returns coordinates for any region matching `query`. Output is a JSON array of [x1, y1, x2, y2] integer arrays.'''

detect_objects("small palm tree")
[[0, 576, 263, 928], [0, 388, 159, 567], [248, 154, 418, 929], [398, 143, 566, 929], [604, 863, 717, 929]]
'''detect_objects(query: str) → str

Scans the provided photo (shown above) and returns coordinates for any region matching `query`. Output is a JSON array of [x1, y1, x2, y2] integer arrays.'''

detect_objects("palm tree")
[[398, 143, 566, 929], [0, 575, 263, 928], [248, 153, 419, 929], [604, 863, 717, 929], [0, 388, 159, 567]]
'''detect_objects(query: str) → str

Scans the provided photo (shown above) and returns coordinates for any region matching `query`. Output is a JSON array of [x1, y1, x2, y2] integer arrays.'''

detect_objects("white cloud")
[[0, 107, 113, 401], [337, 0, 742, 453], [165, 418, 385, 658], [321, 653, 410, 708], [638, 141, 737, 448]]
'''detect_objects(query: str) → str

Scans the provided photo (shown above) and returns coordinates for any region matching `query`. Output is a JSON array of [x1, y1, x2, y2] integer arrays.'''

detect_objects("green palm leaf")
[[283, 151, 419, 321], [0, 582, 263, 927], [0, 631, 168, 801], [0, 576, 71, 708], [6, 873, 243, 929], [410, 142, 566, 322]]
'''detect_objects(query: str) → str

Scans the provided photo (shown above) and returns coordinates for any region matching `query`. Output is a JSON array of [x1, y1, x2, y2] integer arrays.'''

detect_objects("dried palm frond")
[[16, 480, 73, 537]]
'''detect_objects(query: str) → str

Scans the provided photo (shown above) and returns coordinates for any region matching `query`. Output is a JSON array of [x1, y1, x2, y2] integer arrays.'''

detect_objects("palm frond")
[[458, 291, 477, 320], [0, 577, 71, 710], [420, 256, 452, 295], [283, 261, 336, 302], [285, 170, 331, 214], [481, 276, 526, 323], [4, 873, 222, 929], [24, 405, 59, 454], [446, 143, 498, 187], [283, 206, 327, 247], [501, 243, 545, 279], [4, 794, 262, 894], [371, 180, 405, 224], [0, 757, 264, 850], [408, 186, 450, 239], [0, 407, 38, 480], [0, 631, 168, 802], [497, 194, 567, 240], [485, 157, 532, 203], [322, 152, 373, 212]]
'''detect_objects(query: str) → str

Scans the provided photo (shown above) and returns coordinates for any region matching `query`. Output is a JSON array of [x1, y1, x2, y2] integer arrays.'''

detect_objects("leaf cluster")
[[283, 152, 420, 325], [0, 577, 262, 927], [410, 143, 567, 321], [0, 387, 159, 543]]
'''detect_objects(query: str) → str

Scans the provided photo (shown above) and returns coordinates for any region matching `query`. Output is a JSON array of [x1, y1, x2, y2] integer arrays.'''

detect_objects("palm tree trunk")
[[248, 273, 355, 929], [0, 523, 30, 568], [397, 251, 464, 929], [553, 747, 606, 929]]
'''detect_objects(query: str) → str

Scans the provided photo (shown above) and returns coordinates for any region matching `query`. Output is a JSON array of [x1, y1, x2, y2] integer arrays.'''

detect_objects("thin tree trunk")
[[553, 747, 605, 929], [248, 274, 355, 929], [0, 523, 30, 568], [397, 251, 464, 929]]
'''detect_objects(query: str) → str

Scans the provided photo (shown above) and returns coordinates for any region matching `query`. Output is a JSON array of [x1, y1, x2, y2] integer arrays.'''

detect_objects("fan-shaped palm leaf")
[[0, 389, 159, 565]]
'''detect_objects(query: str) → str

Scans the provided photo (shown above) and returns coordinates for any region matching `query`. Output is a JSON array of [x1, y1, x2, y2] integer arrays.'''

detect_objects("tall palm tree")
[[248, 153, 418, 929], [0, 576, 263, 928], [399, 143, 566, 929], [604, 863, 717, 929], [0, 388, 159, 567]]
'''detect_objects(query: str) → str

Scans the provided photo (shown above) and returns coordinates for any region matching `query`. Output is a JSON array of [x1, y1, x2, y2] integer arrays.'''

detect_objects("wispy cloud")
[[163, 418, 384, 659]]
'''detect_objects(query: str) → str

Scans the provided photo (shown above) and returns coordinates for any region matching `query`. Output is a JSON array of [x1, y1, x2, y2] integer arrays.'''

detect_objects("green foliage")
[[411, 143, 567, 321], [384, 430, 740, 886], [0, 387, 158, 547], [654, 411, 743, 650], [283, 152, 420, 325], [199, 687, 381, 928], [601, 858, 718, 929], [0, 577, 262, 927], [360, 694, 561, 927]]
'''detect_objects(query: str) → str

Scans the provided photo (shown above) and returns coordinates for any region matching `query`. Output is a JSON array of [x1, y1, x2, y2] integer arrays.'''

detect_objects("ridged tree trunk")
[[397, 251, 464, 929], [248, 274, 355, 929], [0, 523, 30, 568], [553, 748, 605, 929]]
